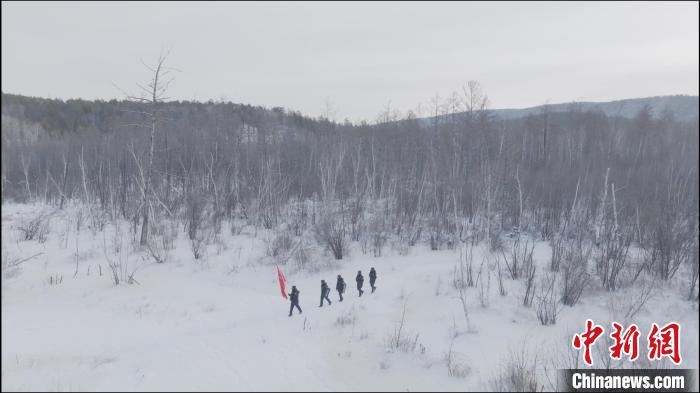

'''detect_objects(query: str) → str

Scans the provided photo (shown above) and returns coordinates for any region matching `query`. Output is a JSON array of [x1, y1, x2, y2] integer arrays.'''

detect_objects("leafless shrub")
[[103, 228, 139, 285], [186, 193, 206, 241], [645, 221, 695, 281], [596, 228, 632, 291], [348, 195, 365, 242], [407, 226, 422, 247], [370, 226, 388, 258], [290, 241, 314, 271], [58, 219, 70, 249], [46, 274, 63, 286], [522, 258, 536, 307], [335, 307, 358, 328], [455, 242, 475, 288], [128, 212, 141, 252], [146, 237, 168, 264], [256, 156, 290, 230], [146, 237, 167, 265], [445, 231, 458, 250], [456, 274, 472, 332], [226, 263, 240, 275], [497, 257, 507, 296], [445, 340, 471, 378], [451, 264, 464, 291], [145, 220, 174, 264], [386, 299, 421, 353], [536, 273, 559, 325], [210, 208, 224, 236], [75, 208, 85, 232], [185, 194, 208, 260], [429, 217, 445, 251], [387, 331, 420, 354], [490, 345, 543, 392], [490, 230, 505, 252], [190, 231, 206, 260], [603, 280, 655, 337], [550, 235, 565, 272], [501, 235, 534, 280], [266, 230, 294, 258], [260, 206, 276, 230], [230, 219, 243, 236], [390, 237, 411, 256], [622, 276, 655, 320], [17, 212, 51, 242], [87, 205, 107, 235], [215, 235, 228, 255], [542, 337, 584, 391], [314, 210, 347, 260], [109, 222, 124, 255], [164, 220, 177, 250], [287, 199, 309, 237], [360, 233, 370, 255], [560, 240, 592, 306]]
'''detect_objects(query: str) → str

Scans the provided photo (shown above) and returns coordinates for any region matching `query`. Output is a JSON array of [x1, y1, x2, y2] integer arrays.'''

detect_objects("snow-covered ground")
[[2, 202, 698, 391]]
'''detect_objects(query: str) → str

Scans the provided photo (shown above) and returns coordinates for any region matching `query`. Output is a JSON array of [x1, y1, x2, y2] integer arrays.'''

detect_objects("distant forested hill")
[[488, 95, 698, 122], [1, 93, 339, 145], [2, 93, 697, 145]]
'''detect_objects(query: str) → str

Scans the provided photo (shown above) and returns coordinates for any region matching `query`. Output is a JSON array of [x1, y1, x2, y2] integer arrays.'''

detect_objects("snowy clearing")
[[1, 202, 698, 391]]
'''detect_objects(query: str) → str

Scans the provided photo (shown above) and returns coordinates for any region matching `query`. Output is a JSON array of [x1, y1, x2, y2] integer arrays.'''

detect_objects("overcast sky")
[[2, 1, 698, 121]]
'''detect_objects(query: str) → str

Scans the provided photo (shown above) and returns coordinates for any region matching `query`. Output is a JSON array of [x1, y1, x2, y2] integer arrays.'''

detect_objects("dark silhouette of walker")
[[356, 270, 364, 297], [319, 280, 332, 307], [336, 275, 346, 302], [288, 286, 302, 317]]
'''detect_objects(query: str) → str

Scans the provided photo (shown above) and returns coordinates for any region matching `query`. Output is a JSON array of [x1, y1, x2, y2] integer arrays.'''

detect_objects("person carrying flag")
[[288, 285, 302, 317]]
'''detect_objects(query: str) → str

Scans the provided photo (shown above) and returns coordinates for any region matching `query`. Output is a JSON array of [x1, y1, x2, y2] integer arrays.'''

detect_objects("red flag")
[[277, 265, 288, 299]]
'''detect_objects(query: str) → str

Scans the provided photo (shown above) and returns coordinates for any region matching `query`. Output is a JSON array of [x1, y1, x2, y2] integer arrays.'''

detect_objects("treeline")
[[1, 82, 698, 296]]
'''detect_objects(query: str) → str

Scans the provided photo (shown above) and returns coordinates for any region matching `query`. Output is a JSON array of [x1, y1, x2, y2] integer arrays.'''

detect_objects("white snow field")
[[2, 202, 698, 391]]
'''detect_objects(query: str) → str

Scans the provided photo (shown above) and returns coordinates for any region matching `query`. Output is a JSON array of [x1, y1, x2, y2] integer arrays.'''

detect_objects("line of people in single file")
[[288, 267, 377, 317]]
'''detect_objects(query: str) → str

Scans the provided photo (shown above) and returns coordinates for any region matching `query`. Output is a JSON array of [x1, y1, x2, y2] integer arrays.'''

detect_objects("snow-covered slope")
[[2, 202, 698, 391]]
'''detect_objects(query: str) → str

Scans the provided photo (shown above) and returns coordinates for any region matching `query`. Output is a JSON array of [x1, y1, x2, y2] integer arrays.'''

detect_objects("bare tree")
[[560, 239, 591, 306], [117, 51, 176, 247]]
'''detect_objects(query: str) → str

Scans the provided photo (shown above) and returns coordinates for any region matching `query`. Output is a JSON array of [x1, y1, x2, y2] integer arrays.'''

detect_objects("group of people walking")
[[288, 267, 377, 317]]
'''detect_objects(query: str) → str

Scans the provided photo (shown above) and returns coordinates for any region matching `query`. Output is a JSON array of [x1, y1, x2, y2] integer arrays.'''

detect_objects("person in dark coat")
[[319, 280, 332, 307], [336, 275, 346, 302], [288, 286, 302, 317], [356, 270, 364, 297], [369, 267, 377, 293]]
